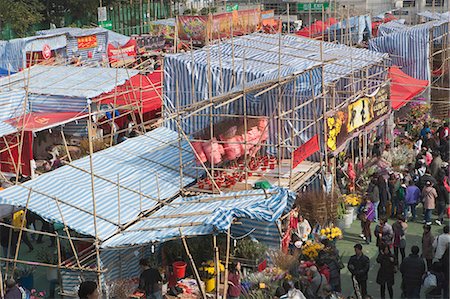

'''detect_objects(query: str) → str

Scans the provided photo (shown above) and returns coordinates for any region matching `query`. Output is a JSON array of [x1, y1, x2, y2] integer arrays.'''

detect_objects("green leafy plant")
[[14, 264, 36, 279], [36, 248, 58, 264], [234, 238, 267, 262]]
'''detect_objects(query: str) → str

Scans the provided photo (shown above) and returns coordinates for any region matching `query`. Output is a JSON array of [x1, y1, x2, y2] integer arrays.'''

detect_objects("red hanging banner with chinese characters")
[[77, 35, 98, 49], [292, 135, 320, 168]]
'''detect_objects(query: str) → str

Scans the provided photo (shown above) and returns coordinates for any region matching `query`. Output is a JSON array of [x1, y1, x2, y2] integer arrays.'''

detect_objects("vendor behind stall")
[[138, 258, 163, 299]]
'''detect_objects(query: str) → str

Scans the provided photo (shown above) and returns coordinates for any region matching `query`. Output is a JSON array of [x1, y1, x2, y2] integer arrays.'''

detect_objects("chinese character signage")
[[293, 135, 320, 168], [326, 84, 390, 152], [77, 35, 98, 50], [297, 2, 330, 11]]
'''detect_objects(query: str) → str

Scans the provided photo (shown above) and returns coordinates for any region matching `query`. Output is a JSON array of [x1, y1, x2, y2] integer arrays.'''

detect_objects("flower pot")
[[344, 213, 353, 228], [336, 218, 346, 230], [346, 207, 354, 219], [204, 277, 215, 292]]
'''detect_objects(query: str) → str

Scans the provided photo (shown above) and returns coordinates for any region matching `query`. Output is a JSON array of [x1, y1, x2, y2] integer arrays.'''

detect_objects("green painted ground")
[[336, 206, 447, 298]]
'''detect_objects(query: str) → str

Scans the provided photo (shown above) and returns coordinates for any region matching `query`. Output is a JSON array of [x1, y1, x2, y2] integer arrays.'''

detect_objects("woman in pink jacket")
[[422, 181, 438, 225]]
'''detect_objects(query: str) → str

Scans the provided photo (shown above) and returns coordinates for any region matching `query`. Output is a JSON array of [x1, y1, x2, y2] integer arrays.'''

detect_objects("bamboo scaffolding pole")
[[117, 174, 121, 225], [62, 155, 177, 206], [12, 189, 32, 274], [213, 234, 220, 298], [14, 184, 120, 227], [0, 256, 104, 272], [2, 136, 19, 175], [87, 104, 103, 291], [0, 223, 94, 241], [110, 67, 120, 147], [277, 32, 283, 187], [223, 227, 231, 299], [60, 130, 73, 163], [0, 261, 4, 299], [56, 232, 63, 295], [180, 229, 207, 299]]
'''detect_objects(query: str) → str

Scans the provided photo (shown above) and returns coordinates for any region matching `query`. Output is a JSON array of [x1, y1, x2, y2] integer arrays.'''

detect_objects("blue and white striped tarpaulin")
[[0, 90, 26, 121], [0, 65, 138, 99], [417, 11, 450, 21], [0, 127, 197, 239], [0, 34, 67, 73], [231, 171, 322, 249], [102, 187, 295, 247], [326, 15, 372, 44], [377, 20, 407, 37], [164, 33, 387, 157], [369, 20, 449, 80], [0, 121, 17, 138]]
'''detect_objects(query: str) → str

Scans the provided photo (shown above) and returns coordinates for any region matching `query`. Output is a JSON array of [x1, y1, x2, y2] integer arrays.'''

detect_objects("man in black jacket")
[[400, 246, 425, 299], [348, 243, 370, 297]]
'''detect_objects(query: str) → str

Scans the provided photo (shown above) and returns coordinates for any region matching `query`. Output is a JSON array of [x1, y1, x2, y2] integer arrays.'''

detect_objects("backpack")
[[422, 271, 437, 293]]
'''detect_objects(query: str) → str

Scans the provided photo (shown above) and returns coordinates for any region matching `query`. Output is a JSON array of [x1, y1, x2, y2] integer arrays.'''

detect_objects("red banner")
[[178, 15, 208, 42], [178, 9, 260, 43], [77, 35, 98, 49], [292, 135, 320, 168], [108, 39, 137, 67]]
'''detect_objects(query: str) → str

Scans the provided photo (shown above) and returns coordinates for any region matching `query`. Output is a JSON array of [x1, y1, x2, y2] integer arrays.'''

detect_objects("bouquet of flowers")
[[343, 194, 362, 206], [199, 260, 225, 279], [301, 241, 324, 261], [30, 289, 46, 299], [320, 226, 343, 241]]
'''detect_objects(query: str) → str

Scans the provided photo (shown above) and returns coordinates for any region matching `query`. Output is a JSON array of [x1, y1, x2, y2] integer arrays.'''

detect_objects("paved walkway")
[[336, 206, 446, 298]]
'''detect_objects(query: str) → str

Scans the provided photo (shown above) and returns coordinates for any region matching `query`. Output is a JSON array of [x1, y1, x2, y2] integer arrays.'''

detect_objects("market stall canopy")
[[5, 111, 88, 132], [0, 65, 138, 99], [296, 18, 337, 38], [0, 33, 67, 72], [0, 121, 17, 138], [0, 127, 197, 240], [389, 66, 428, 110], [102, 187, 295, 247], [417, 11, 450, 21], [95, 70, 162, 113], [369, 19, 448, 81], [36, 27, 108, 38]]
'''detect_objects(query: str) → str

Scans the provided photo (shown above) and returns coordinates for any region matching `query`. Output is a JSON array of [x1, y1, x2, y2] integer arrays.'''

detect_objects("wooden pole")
[[213, 235, 220, 298], [180, 229, 206, 299], [60, 130, 73, 163], [56, 232, 64, 295], [12, 189, 32, 274], [223, 227, 231, 299], [117, 174, 121, 225], [87, 103, 103, 292]]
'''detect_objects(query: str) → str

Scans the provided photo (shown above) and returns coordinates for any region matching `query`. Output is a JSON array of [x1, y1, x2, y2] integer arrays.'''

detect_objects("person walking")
[[376, 244, 395, 299], [78, 281, 100, 299], [137, 258, 163, 299], [374, 217, 393, 251], [348, 244, 370, 297], [227, 262, 242, 299], [392, 215, 407, 265], [422, 224, 434, 269], [432, 225, 450, 298], [434, 177, 449, 226], [378, 176, 390, 218], [360, 198, 375, 244], [425, 262, 446, 299], [404, 180, 420, 221], [422, 181, 438, 225], [400, 246, 426, 299], [367, 177, 380, 222]]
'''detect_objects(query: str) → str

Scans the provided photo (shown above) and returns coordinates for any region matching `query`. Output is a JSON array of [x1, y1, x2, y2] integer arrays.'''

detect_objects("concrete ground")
[[336, 206, 447, 299]]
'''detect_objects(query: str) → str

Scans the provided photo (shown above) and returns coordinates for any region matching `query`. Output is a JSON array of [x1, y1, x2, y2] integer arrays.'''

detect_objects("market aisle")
[[336, 208, 444, 298]]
